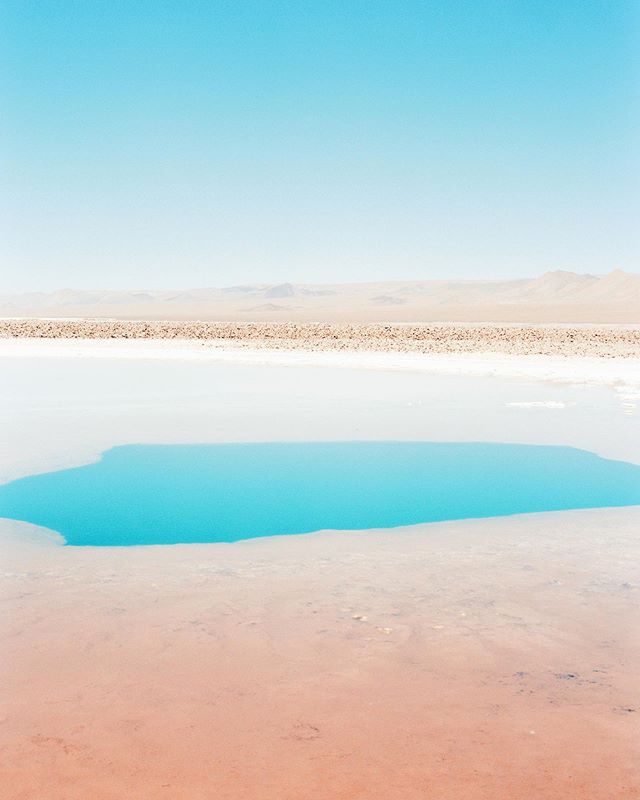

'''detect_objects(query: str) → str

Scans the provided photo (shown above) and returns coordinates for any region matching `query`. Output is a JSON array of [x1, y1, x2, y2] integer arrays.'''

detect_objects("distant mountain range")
[[1, 270, 638, 323]]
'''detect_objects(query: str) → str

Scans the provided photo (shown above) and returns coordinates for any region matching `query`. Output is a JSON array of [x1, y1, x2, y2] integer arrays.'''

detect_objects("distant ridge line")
[[1, 270, 638, 324]]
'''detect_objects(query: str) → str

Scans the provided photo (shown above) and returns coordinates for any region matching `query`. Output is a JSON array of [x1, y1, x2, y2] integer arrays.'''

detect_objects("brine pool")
[[1, 442, 639, 546]]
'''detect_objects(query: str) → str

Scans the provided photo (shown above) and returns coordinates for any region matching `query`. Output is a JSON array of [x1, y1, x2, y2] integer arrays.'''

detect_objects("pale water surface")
[[1, 442, 639, 546]]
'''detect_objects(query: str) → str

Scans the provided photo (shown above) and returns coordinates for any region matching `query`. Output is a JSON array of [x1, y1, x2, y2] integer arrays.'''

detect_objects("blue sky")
[[1, 1, 638, 291]]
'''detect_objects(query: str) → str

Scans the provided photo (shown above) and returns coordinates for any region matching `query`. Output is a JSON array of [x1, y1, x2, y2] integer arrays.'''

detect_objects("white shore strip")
[[1, 336, 639, 393]]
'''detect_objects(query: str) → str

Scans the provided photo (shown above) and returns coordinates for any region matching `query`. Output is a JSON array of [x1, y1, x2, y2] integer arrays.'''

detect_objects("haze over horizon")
[[3, 268, 639, 324], [2, 1, 639, 292], [2, 266, 639, 295]]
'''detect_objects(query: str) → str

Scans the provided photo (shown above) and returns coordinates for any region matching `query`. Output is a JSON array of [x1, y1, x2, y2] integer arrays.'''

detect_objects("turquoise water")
[[1, 442, 639, 546]]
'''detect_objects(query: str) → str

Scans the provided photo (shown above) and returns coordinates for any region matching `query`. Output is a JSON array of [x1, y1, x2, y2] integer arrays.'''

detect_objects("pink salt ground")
[[1, 346, 638, 798], [1, 508, 638, 800]]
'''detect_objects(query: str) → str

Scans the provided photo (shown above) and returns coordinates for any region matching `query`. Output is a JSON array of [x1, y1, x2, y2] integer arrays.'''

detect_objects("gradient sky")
[[1, 1, 639, 291]]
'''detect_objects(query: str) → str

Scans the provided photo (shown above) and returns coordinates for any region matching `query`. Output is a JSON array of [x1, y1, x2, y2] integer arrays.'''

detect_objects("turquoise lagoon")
[[1, 442, 639, 546]]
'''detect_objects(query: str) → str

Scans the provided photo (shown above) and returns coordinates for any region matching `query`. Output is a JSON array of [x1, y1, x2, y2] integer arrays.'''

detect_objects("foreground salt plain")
[[1, 343, 639, 799]]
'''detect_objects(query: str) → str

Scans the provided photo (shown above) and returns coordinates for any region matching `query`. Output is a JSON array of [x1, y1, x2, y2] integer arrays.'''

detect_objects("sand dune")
[[2, 269, 639, 323]]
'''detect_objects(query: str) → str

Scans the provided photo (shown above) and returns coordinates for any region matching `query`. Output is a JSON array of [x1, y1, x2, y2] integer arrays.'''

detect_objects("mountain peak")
[[263, 283, 296, 299]]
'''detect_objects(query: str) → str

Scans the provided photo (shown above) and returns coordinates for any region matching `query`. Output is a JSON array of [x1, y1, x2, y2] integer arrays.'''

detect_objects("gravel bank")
[[1, 319, 639, 358]]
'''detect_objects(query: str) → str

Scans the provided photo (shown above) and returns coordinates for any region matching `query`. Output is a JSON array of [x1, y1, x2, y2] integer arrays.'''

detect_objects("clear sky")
[[1, 1, 638, 291]]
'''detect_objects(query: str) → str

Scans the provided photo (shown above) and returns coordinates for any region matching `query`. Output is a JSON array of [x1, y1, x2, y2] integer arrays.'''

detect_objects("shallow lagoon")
[[1, 442, 639, 546]]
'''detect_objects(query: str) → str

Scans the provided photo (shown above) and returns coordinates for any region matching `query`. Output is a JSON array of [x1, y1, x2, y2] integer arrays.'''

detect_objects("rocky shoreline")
[[1, 318, 639, 359]]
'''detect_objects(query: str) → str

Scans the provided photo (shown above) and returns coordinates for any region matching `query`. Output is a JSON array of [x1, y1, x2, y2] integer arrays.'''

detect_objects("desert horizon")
[[3, 1, 639, 797], [2, 268, 639, 324]]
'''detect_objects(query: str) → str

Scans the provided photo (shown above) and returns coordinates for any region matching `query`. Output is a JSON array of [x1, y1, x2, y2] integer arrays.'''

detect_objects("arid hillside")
[[1, 270, 639, 323]]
